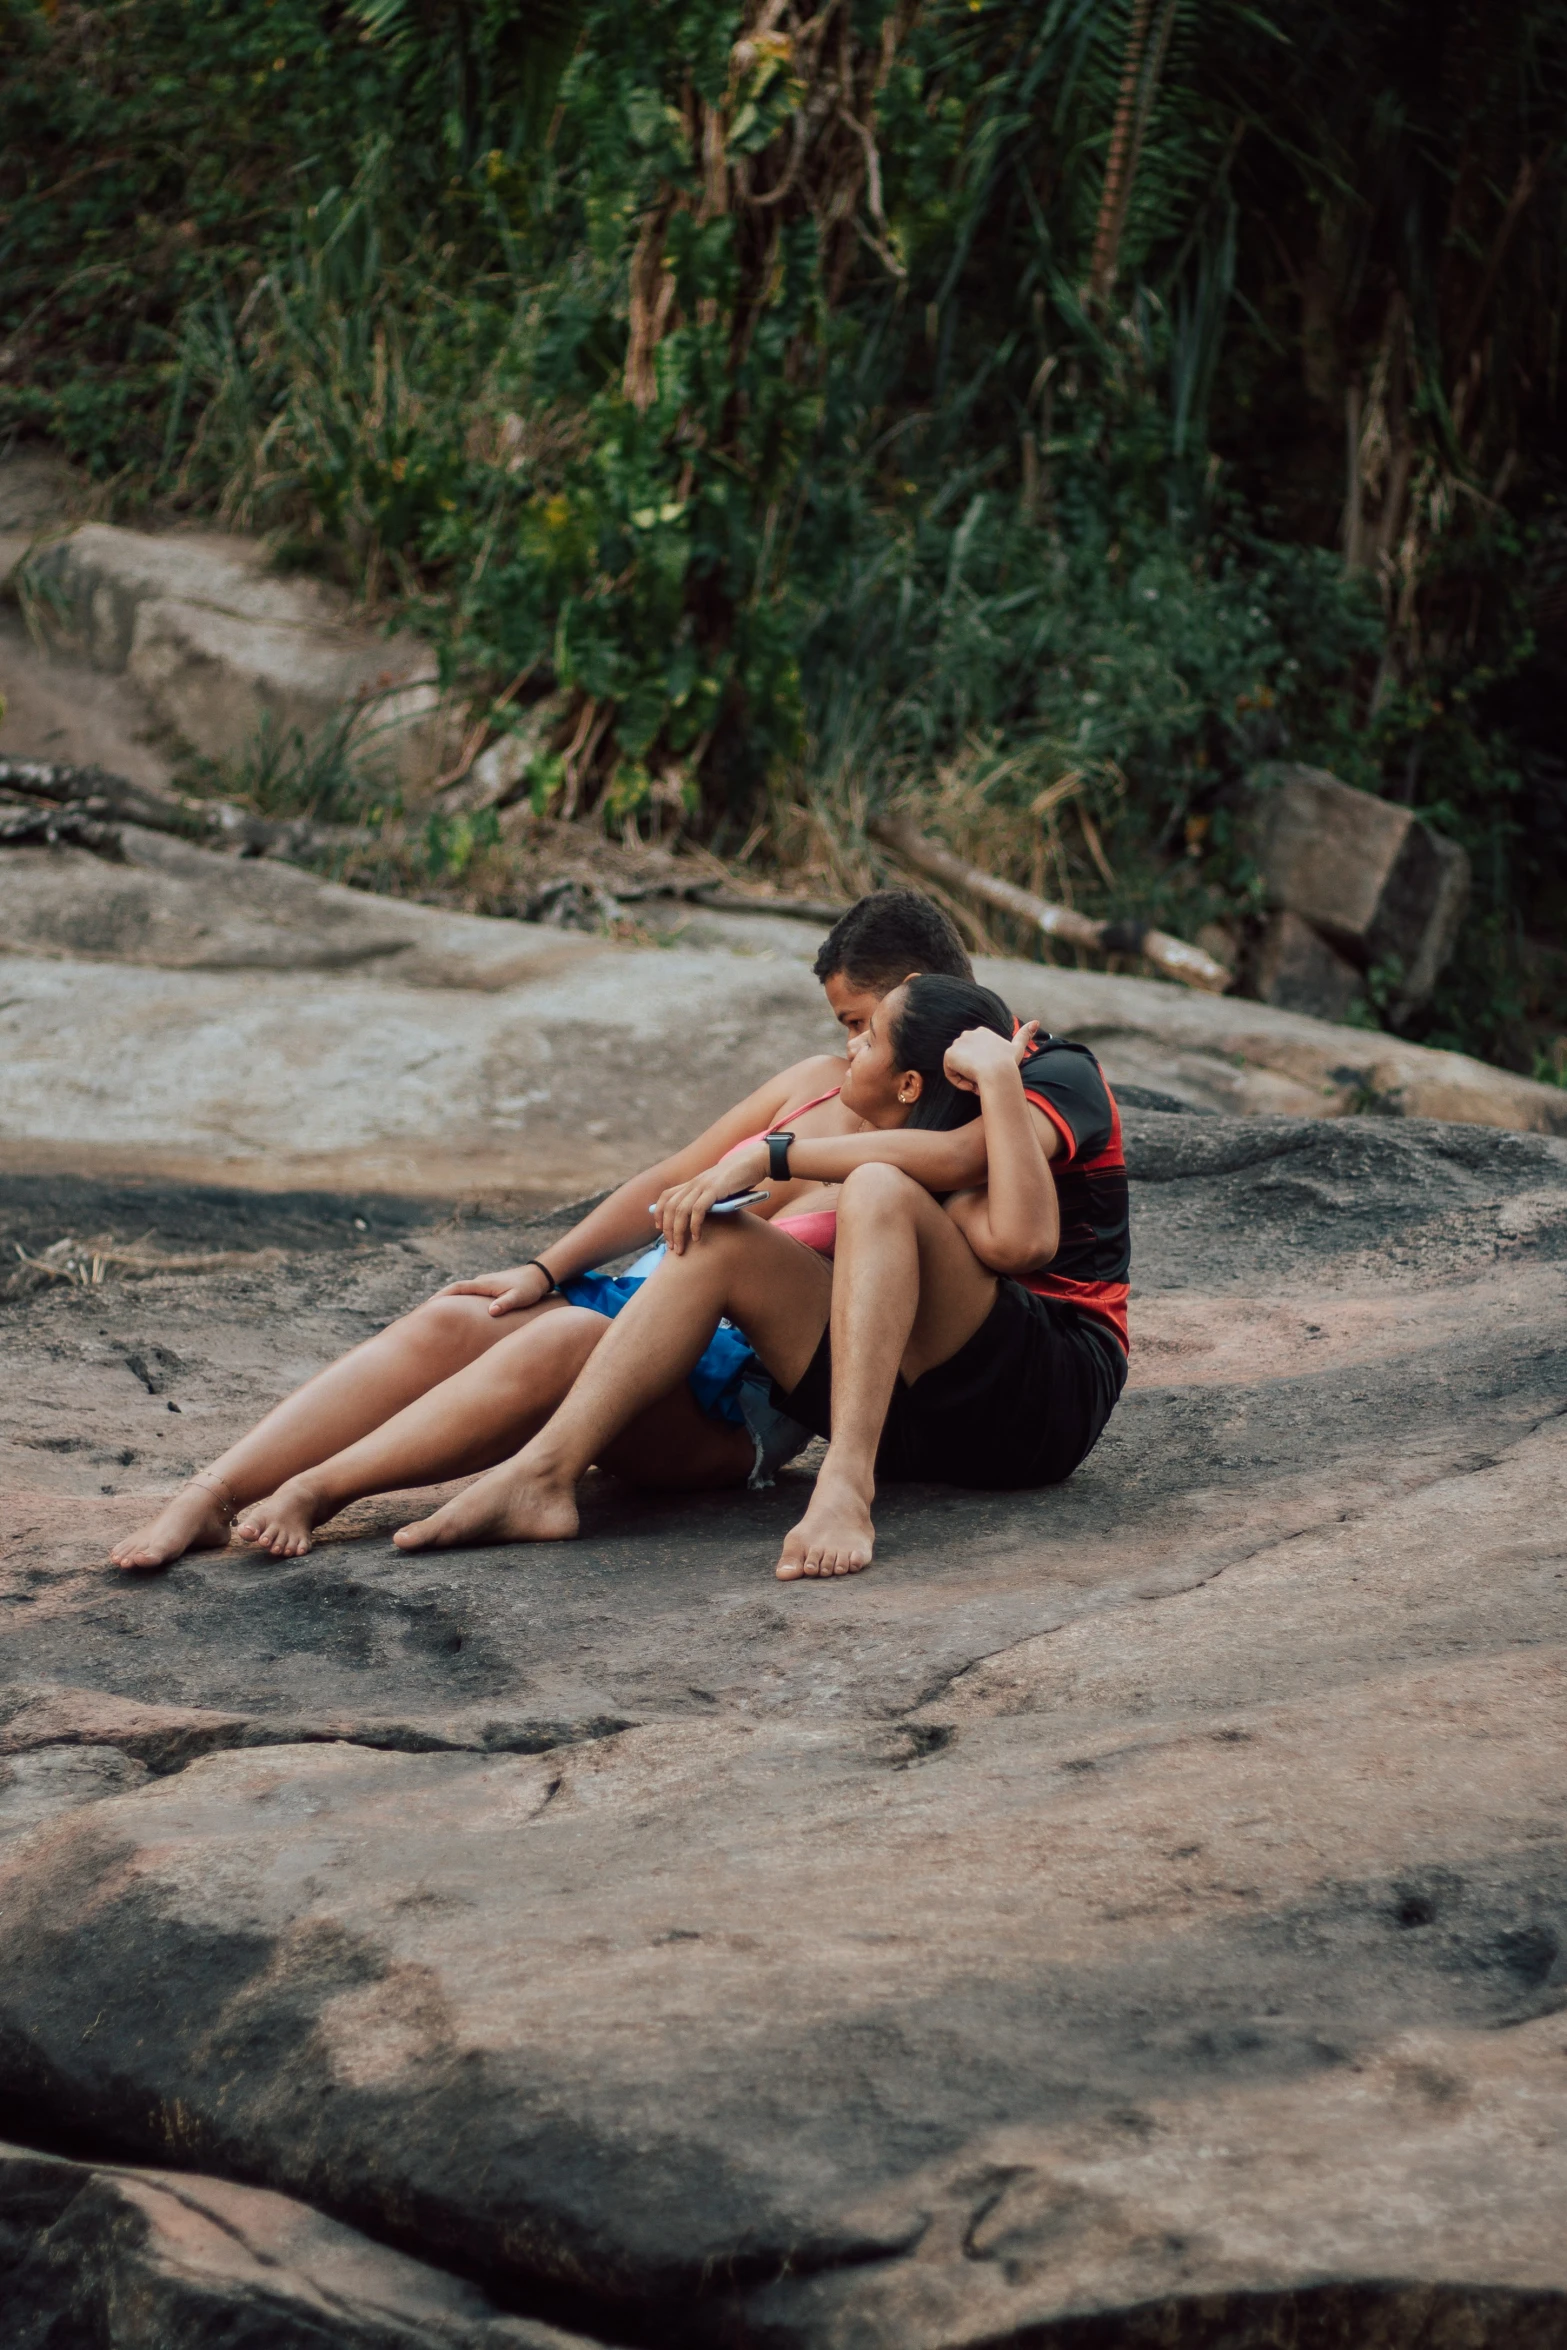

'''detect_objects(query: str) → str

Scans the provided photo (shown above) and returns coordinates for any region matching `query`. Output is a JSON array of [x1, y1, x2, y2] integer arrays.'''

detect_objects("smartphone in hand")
[[651, 1187, 769, 1219]]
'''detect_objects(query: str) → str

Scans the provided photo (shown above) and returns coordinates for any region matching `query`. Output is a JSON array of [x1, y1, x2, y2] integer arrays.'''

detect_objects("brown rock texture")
[[2, 1109, 1566, 2345]]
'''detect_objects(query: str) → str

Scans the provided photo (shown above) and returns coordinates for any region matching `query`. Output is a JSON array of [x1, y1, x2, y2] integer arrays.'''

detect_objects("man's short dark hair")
[[813, 890, 973, 992]]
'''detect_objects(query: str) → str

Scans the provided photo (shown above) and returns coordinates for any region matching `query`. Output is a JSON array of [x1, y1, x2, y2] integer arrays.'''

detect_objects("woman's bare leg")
[[393, 1217, 832, 1552], [234, 1306, 611, 1556], [777, 1163, 997, 1582], [110, 1290, 562, 1571], [235, 1311, 757, 1558]]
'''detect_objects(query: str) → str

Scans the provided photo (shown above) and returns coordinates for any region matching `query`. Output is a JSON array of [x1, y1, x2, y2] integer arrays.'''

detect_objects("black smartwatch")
[[767, 1132, 794, 1182]]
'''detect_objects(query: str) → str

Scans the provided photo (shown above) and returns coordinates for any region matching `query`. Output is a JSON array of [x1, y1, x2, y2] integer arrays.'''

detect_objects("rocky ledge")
[[2, 1109, 1566, 2347]]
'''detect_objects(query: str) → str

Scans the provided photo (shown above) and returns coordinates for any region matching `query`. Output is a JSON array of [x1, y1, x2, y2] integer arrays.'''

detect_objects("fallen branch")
[[0, 802, 126, 858], [869, 814, 1230, 993], [0, 759, 367, 865]]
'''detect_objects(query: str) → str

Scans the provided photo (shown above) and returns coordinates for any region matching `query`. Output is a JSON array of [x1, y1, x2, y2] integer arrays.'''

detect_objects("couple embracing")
[[112, 893, 1129, 1583]]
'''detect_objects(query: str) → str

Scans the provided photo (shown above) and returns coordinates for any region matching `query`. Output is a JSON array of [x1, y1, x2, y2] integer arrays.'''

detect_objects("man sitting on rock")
[[111, 892, 981, 1569]]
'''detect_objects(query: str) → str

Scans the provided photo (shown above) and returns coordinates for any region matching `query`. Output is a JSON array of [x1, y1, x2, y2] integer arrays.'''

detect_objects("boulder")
[[1, 1113, 1566, 2344], [1000, 959, 1567, 1135], [0, 2139, 592, 2348], [1249, 762, 1470, 1017], [23, 525, 453, 786], [1250, 905, 1363, 1023]]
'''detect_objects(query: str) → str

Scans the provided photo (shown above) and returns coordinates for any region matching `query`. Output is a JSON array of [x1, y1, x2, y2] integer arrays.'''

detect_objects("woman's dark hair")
[[888, 975, 1013, 1131]]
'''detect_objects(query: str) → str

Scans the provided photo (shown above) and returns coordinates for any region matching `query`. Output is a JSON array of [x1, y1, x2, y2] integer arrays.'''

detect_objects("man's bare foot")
[[109, 1477, 234, 1573], [776, 1463, 876, 1580], [234, 1476, 332, 1559], [393, 1459, 579, 1551]]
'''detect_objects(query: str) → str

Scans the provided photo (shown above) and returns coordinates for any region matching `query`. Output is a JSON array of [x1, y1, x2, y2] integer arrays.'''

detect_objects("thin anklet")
[[188, 1472, 237, 1525]]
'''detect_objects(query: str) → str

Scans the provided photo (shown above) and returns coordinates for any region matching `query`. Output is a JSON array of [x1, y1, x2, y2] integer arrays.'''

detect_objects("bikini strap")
[[765, 1086, 841, 1133]]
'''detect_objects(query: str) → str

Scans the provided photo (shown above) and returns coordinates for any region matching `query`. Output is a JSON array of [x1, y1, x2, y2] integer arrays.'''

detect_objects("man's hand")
[[653, 1138, 770, 1254], [943, 1019, 1039, 1094], [441, 1264, 558, 1318]]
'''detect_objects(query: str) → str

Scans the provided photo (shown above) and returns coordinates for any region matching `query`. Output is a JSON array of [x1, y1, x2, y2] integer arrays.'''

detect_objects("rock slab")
[[1, 1111, 1566, 2344], [1, 835, 1563, 1200], [25, 524, 450, 783], [0, 2138, 592, 2348]]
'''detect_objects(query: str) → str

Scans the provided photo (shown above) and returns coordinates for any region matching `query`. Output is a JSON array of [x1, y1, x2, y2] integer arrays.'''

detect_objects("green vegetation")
[[3, 0, 1564, 1066]]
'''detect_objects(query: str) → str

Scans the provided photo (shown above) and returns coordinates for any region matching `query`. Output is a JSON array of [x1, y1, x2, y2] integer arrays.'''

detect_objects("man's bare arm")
[[445, 1052, 848, 1312]]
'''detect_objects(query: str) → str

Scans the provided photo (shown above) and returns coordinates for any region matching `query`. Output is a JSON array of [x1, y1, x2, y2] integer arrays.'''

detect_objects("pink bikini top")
[[738, 1087, 842, 1258]]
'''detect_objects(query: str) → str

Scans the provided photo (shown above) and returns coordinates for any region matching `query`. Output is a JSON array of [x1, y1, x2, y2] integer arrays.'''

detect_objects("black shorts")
[[772, 1280, 1127, 1491]]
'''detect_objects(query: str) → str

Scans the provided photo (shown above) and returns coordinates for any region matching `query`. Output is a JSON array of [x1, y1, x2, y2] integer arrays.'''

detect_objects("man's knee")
[[839, 1161, 922, 1219]]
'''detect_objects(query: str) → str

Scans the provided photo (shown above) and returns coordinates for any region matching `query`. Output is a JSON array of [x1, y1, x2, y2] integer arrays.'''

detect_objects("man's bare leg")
[[394, 1218, 832, 1551], [777, 1163, 998, 1582], [110, 1290, 561, 1570]]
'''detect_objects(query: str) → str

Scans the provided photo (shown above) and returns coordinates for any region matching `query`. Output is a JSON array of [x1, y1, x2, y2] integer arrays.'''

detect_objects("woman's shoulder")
[[779, 1048, 849, 1086], [772, 1050, 849, 1107]]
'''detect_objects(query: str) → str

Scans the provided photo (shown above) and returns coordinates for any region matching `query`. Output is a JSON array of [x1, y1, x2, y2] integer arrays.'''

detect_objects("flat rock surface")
[[2, 1110, 1565, 2346], [1, 831, 1563, 1199]]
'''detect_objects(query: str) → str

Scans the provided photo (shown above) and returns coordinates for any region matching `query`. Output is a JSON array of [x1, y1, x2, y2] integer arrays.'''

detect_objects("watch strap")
[[766, 1131, 794, 1182]]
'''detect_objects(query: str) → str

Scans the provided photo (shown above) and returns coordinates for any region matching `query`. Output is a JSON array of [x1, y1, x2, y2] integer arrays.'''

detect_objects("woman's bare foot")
[[776, 1461, 876, 1580], [110, 1477, 234, 1573], [234, 1476, 333, 1559], [393, 1460, 579, 1551]]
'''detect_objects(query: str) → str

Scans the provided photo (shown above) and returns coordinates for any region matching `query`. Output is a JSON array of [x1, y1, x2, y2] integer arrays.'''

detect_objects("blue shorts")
[[559, 1245, 754, 1425], [559, 1244, 814, 1487]]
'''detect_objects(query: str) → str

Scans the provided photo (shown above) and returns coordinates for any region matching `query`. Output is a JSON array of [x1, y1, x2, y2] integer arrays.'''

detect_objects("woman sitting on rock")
[[110, 893, 982, 1569], [392, 976, 1130, 1581]]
